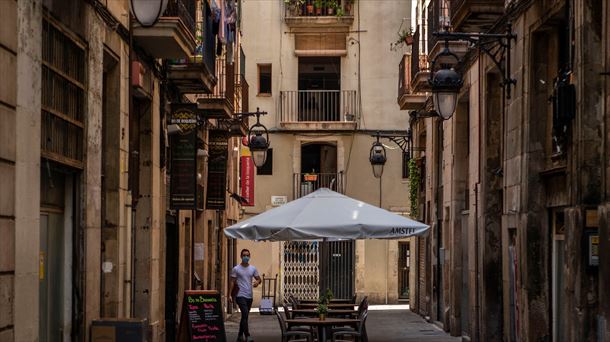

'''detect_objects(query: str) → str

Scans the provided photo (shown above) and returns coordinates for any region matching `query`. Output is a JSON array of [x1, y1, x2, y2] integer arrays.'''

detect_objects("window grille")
[[41, 18, 86, 169]]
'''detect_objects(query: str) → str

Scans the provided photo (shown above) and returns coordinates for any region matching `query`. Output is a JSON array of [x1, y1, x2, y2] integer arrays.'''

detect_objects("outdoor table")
[[299, 299, 353, 304], [297, 303, 357, 309], [291, 309, 358, 318], [286, 317, 360, 342]]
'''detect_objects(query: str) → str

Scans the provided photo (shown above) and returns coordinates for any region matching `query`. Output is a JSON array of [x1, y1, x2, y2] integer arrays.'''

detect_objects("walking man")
[[229, 249, 261, 342]]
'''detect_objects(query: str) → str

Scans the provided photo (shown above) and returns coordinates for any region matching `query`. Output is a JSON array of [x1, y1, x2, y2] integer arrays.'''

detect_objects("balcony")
[[279, 90, 358, 130], [132, 0, 197, 59], [167, 9, 218, 94], [196, 58, 235, 120], [450, 0, 505, 32], [398, 54, 429, 111], [227, 74, 250, 137], [284, 0, 354, 29], [293, 172, 344, 199]]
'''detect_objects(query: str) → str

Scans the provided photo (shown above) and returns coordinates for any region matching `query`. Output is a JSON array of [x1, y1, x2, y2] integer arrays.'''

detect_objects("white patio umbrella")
[[224, 188, 429, 241]]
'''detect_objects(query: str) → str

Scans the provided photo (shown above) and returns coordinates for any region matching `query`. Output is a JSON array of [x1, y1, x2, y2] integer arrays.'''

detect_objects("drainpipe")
[[436, 119, 443, 322], [128, 12, 136, 318]]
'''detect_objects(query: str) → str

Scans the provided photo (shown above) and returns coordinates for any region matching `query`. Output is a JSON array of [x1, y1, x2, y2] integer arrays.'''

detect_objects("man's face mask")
[[242, 256, 250, 263]]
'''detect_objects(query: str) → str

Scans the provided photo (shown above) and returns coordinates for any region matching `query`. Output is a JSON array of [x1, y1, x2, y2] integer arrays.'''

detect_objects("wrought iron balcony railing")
[[198, 57, 235, 103], [280, 90, 358, 122], [164, 0, 197, 38], [293, 172, 344, 199], [284, 0, 354, 17]]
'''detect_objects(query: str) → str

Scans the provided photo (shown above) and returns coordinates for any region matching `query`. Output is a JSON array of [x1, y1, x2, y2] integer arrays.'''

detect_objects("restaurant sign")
[[170, 104, 198, 210], [206, 131, 228, 210]]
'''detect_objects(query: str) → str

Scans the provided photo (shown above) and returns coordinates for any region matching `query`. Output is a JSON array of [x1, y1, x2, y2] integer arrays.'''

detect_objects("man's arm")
[[228, 276, 237, 302], [253, 275, 261, 288]]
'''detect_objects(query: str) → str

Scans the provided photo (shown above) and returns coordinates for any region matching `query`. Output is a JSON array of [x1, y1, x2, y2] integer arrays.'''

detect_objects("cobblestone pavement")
[[225, 306, 461, 342]]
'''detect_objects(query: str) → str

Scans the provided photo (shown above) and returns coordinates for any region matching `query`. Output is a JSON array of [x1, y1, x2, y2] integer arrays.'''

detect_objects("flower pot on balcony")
[[306, 3, 314, 14], [319, 314, 326, 321], [345, 3, 352, 14], [405, 35, 414, 45]]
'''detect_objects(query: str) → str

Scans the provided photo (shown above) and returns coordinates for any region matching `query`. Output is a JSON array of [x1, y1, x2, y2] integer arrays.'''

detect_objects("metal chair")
[[332, 310, 368, 342], [275, 309, 313, 342]]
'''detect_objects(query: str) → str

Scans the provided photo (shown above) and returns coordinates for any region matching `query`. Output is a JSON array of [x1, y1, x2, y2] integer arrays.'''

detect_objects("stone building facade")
[[0, 0, 245, 341], [236, 0, 416, 306], [400, 0, 610, 340]]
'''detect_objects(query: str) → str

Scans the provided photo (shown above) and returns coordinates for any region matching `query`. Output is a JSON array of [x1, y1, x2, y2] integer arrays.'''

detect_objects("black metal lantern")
[[246, 110, 270, 168], [130, 0, 168, 27], [369, 137, 387, 179], [428, 41, 463, 121], [430, 67, 463, 120]]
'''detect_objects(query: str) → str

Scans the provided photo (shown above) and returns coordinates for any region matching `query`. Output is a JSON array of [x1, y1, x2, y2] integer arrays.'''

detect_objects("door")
[[39, 212, 65, 342], [319, 241, 354, 300], [165, 216, 179, 342], [398, 242, 410, 300], [552, 210, 566, 342]]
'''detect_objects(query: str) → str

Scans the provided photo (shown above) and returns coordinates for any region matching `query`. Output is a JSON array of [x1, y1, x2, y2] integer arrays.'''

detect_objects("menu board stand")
[[177, 290, 227, 341]]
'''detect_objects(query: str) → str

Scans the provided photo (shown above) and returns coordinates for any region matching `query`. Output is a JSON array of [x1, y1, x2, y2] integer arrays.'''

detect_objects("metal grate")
[[284, 241, 320, 301], [41, 19, 85, 168]]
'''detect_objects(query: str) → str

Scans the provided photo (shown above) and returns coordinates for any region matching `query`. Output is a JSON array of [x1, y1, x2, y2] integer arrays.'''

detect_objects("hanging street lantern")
[[428, 24, 517, 119], [430, 67, 463, 120], [369, 135, 387, 179], [242, 108, 270, 168], [130, 0, 168, 27]]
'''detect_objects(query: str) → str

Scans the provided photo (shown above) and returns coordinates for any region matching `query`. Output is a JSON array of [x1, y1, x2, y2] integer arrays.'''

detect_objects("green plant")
[[335, 7, 345, 17], [284, 0, 306, 14], [408, 158, 420, 218], [394, 28, 414, 48], [318, 288, 334, 304], [313, 0, 325, 9], [315, 303, 329, 315]]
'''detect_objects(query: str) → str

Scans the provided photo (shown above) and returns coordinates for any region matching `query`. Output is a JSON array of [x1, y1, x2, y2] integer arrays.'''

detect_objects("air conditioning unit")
[[131, 61, 150, 98]]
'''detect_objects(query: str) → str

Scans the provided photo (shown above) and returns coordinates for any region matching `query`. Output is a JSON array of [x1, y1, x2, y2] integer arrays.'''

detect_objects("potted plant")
[[284, 0, 306, 16], [395, 28, 414, 47], [315, 303, 329, 320], [326, 0, 337, 15], [344, 0, 353, 14], [314, 0, 325, 15], [306, 0, 314, 15]]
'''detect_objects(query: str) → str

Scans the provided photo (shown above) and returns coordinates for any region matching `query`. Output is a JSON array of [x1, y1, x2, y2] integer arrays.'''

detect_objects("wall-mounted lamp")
[[237, 108, 270, 168], [130, 0, 168, 27]]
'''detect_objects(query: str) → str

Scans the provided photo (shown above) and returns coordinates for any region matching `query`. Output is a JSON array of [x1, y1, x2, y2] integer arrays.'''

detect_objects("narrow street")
[[225, 306, 459, 342]]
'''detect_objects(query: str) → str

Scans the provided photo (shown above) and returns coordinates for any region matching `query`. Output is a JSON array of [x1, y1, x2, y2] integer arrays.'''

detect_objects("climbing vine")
[[409, 158, 420, 218]]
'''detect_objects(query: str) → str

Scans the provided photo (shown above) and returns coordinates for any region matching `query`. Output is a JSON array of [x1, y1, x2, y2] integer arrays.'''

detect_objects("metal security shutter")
[[418, 236, 428, 315]]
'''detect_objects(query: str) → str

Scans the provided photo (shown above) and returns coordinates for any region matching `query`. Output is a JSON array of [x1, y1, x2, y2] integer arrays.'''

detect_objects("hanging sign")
[[177, 290, 226, 342], [206, 131, 228, 210], [170, 104, 199, 210], [240, 146, 254, 207]]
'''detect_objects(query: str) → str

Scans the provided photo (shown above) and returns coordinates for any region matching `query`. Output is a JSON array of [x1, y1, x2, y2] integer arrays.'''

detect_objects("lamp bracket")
[[432, 22, 517, 99], [371, 131, 410, 153]]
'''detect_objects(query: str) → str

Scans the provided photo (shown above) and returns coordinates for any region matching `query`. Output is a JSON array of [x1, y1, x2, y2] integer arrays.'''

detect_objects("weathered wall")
[[17, 0, 43, 340]]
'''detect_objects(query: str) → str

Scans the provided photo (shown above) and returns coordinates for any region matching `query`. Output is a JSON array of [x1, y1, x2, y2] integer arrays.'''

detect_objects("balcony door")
[[298, 143, 338, 196], [298, 57, 340, 121]]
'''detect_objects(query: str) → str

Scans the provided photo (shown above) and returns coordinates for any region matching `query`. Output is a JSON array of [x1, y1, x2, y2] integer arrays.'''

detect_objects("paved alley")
[[225, 306, 460, 342]]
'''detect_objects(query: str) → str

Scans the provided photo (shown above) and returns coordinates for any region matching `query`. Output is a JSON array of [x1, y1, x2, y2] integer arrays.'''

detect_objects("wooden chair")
[[275, 309, 313, 342], [332, 310, 368, 342]]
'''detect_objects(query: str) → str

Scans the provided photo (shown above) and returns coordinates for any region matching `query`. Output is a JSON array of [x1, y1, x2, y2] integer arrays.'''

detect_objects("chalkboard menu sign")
[[206, 131, 228, 210], [178, 290, 226, 341], [170, 105, 199, 210]]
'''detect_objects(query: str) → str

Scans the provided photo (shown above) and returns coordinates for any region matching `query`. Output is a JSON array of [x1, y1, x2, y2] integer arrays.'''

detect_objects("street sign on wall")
[[169, 104, 198, 210], [240, 154, 254, 206], [206, 131, 228, 210]]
